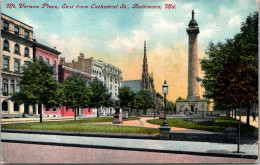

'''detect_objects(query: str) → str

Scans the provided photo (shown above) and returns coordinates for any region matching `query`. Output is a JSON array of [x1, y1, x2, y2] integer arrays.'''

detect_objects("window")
[[110, 84, 112, 90], [115, 80, 117, 84], [3, 58, 9, 71], [14, 44, 20, 54], [14, 102, 19, 111], [3, 21, 9, 31], [115, 86, 117, 91], [16, 81, 20, 92], [24, 47, 29, 57], [3, 40, 9, 51], [10, 80, 15, 94], [110, 77, 112, 82], [24, 30, 29, 39], [39, 56, 43, 61], [2, 101, 8, 111], [14, 60, 20, 73], [46, 58, 49, 65], [53, 60, 57, 77], [15, 26, 19, 35], [3, 79, 8, 96], [24, 61, 29, 68], [46, 107, 49, 111], [115, 93, 117, 96], [53, 107, 56, 111]]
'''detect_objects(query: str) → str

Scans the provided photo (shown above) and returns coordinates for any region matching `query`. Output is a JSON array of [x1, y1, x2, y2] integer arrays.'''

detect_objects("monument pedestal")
[[159, 111, 165, 119], [113, 113, 123, 124]]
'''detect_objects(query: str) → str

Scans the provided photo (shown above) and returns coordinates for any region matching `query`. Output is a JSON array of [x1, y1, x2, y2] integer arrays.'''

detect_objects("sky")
[[2, 0, 258, 101]]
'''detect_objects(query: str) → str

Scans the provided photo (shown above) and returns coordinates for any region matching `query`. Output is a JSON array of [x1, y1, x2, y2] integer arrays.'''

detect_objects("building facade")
[[58, 57, 94, 117], [61, 53, 122, 116], [34, 41, 62, 117], [1, 13, 34, 118]]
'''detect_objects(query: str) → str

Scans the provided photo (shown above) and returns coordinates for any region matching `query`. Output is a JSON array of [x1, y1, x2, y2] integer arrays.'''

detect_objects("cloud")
[[228, 15, 242, 27], [46, 34, 85, 62], [108, 30, 149, 54]]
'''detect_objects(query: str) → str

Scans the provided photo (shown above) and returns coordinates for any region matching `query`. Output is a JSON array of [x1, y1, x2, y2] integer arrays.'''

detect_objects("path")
[[94, 117, 209, 132]]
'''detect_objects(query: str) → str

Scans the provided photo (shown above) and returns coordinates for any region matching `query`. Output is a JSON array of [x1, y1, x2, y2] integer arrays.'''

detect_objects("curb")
[[1, 139, 258, 159], [1, 128, 158, 140]]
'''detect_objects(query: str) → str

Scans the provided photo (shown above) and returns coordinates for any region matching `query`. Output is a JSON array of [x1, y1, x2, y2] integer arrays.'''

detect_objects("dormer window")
[[24, 47, 29, 57], [24, 30, 29, 39], [14, 44, 20, 54], [15, 26, 19, 35], [3, 21, 9, 31]]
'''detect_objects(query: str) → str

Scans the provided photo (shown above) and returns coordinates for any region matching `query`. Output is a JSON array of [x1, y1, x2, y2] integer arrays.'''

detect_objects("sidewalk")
[[1, 132, 258, 159]]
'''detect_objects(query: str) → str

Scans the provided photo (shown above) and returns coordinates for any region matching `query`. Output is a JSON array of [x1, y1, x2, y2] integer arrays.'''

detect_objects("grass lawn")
[[1, 117, 159, 135], [147, 117, 258, 134]]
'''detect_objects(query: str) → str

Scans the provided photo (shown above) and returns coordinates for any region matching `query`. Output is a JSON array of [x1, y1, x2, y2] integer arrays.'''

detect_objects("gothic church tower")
[[141, 41, 155, 93]]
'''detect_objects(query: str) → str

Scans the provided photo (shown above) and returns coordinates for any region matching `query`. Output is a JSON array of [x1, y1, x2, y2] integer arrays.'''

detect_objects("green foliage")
[[176, 97, 184, 100], [133, 91, 154, 111], [166, 100, 175, 112], [200, 12, 258, 110], [10, 60, 63, 122], [11, 60, 61, 106], [147, 117, 258, 134], [118, 87, 134, 108], [62, 74, 91, 109], [88, 78, 112, 109], [1, 117, 158, 135]]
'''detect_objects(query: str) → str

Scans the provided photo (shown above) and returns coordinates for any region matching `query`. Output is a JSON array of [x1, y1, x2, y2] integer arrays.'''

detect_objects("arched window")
[[2, 101, 8, 111], [14, 44, 20, 54], [3, 40, 9, 51], [14, 102, 19, 111], [24, 47, 29, 57]]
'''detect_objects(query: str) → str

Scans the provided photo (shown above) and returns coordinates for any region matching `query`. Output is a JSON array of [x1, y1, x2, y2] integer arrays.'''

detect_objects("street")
[[1, 142, 258, 163]]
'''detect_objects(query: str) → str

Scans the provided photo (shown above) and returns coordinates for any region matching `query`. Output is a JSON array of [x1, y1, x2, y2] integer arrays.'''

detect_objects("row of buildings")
[[1, 13, 122, 118]]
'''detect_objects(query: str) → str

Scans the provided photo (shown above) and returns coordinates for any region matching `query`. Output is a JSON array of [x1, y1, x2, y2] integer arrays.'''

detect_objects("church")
[[122, 41, 155, 94]]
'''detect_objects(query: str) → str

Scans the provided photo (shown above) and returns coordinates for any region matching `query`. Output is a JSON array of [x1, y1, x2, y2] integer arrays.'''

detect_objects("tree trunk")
[[74, 108, 77, 121], [40, 104, 42, 123], [246, 105, 250, 127], [97, 108, 99, 118]]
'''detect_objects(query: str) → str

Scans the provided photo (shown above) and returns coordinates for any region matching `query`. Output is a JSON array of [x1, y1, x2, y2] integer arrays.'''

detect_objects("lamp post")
[[161, 80, 168, 126]]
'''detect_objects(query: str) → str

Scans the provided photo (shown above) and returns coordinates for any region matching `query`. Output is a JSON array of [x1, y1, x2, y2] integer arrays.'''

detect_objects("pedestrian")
[[252, 112, 257, 122]]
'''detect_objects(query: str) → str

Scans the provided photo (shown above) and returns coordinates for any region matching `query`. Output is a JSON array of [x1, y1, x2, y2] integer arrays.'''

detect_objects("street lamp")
[[161, 80, 168, 126]]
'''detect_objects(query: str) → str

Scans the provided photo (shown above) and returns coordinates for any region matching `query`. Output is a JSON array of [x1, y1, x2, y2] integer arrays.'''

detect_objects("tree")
[[176, 97, 184, 100], [62, 74, 91, 120], [118, 87, 134, 111], [10, 60, 63, 122], [166, 100, 175, 114], [134, 91, 154, 115], [200, 12, 258, 126], [88, 78, 112, 118]]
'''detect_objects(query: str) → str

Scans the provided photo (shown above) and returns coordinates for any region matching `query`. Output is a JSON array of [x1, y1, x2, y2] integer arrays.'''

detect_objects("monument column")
[[187, 10, 200, 100]]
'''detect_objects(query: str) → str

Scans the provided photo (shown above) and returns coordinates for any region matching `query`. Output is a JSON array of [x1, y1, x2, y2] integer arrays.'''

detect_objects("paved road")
[[1, 142, 258, 163]]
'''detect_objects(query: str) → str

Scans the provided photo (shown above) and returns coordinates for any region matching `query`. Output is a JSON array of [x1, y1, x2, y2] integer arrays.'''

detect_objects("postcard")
[[0, 0, 259, 163]]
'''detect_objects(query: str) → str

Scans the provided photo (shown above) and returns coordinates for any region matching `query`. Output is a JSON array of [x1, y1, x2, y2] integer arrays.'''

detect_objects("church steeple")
[[143, 40, 148, 74]]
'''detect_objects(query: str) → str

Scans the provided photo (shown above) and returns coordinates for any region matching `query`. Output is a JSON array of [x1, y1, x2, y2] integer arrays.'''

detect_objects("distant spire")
[[192, 10, 195, 20]]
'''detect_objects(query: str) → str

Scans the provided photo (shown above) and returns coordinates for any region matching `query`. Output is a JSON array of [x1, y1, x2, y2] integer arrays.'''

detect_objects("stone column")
[[187, 10, 200, 100]]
